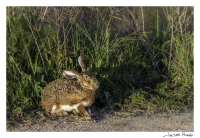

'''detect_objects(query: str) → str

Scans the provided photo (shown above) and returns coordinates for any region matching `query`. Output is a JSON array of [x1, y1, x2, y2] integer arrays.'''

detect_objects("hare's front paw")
[[85, 117, 96, 123], [51, 110, 68, 117], [60, 110, 68, 116]]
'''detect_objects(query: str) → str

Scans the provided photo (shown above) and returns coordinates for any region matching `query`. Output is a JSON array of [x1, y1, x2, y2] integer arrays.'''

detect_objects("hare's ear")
[[78, 50, 87, 72], [62, 70, 80, 79]]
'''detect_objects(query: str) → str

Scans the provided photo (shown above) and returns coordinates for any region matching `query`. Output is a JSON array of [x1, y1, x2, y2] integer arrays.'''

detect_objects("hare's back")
[[41, 78, 82, 101]]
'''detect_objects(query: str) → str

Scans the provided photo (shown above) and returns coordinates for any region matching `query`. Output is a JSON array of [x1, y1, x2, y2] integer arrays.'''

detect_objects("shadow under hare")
[[41, 50, 100, 122]]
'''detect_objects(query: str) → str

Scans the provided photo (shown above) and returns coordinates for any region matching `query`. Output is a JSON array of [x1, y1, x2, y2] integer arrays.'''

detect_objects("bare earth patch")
[[7, 109, 193, 132]]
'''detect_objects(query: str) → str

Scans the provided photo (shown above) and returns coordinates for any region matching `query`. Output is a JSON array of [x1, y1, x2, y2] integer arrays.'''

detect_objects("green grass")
[[6, 7, 193, 119]]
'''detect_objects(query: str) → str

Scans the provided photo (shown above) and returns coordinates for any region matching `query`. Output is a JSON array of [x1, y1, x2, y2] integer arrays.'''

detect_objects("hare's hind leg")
[[77, 104, 95, 123], [50, 103, 68, 116]]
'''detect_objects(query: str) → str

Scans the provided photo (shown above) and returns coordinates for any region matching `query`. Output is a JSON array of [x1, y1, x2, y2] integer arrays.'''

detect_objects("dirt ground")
[[6, 108, 193, 132]]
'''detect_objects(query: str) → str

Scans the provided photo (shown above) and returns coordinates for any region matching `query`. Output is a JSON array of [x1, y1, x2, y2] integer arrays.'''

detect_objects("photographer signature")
[[163, 132, 193, 137]]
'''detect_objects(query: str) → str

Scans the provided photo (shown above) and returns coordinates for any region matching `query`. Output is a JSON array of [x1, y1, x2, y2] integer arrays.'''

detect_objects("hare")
[[41, 50, 100, 122]]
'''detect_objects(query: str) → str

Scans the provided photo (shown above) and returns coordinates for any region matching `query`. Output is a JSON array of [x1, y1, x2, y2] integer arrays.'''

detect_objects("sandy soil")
[[6, 109, 193, 132]]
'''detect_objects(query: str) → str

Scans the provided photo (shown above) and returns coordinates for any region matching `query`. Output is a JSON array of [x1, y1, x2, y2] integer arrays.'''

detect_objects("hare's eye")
[[83, 74, 92, 84], [84, 75, 90, 80], [83, 74, 87, 79]]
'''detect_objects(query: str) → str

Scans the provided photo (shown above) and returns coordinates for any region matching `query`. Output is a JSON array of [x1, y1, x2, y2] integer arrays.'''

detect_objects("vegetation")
[[6, 7, 193, 119]]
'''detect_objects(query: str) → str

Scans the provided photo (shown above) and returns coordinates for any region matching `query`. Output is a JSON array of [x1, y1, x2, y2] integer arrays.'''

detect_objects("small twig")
[[141, 6, 144, 32], [177, 7, 184, 42], [42, 6, 48, 21], [168, 16, 173, 76]]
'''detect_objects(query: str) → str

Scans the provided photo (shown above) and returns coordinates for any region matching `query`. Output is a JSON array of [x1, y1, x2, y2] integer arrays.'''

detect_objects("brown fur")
[[41, 78, 96, 106]]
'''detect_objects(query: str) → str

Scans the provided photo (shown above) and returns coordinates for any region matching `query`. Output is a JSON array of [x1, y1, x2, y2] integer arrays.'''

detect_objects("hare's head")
[[63, 50, 100, 90]]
